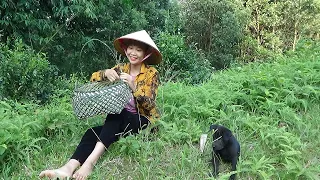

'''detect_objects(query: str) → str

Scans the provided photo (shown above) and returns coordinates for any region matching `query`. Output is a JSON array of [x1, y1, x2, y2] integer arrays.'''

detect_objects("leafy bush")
[[1, 0, 173, 75], [0, 96, 86, 168], [0, 71, 96, 174], [288, 39, 320, 59], [155, 32, 212, 84], [0, 40, 58, 103], [181, 0, 246, 69], [237, 35, 282, 63]]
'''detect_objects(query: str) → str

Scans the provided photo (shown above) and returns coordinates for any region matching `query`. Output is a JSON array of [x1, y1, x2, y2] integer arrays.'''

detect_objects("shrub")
[[155, 32, 212, 84], [0, 98, 81, 168], [181, 0, 246, 69], [0, 40, 58, 103]]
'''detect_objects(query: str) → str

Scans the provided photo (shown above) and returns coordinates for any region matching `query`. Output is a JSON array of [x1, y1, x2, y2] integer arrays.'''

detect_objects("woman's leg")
[[72, 141, 105, 180], [39, 126, 103, 179], [72, 113, 123, 179], [70, 126, 103, 164], [73, 110, 150, 180], [119, 110, 150, 136]]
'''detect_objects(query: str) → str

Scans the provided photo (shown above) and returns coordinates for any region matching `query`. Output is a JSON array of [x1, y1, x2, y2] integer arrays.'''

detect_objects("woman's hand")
[[103, 69, 120, 82], [120, 73, 136, 92]]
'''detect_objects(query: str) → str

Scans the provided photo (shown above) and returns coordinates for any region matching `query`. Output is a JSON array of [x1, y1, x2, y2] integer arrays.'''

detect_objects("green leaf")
[[0, 144, 7, 155]]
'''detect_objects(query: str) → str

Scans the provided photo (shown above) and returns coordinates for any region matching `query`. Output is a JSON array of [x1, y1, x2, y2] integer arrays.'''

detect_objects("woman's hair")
[[124, 39, 149, 52]]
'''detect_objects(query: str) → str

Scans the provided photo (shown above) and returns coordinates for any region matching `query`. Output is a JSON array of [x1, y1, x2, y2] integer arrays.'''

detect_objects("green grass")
[[1, 42, 320, 179], [2, 104, 319, 179]]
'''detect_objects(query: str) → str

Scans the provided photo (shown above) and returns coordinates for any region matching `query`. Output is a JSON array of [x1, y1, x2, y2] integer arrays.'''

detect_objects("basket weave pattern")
[[72, 81, 132, 119]]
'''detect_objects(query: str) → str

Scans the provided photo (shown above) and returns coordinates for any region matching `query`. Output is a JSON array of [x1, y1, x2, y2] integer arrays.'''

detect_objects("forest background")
[[1, 0, 320, 179]]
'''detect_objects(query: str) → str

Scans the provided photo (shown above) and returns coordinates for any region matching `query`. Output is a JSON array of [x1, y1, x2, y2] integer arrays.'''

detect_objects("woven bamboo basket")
[[72, 80, 132, 119]]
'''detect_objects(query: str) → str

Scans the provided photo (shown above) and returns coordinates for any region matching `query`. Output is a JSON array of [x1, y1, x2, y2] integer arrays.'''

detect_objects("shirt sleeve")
[[90, 64, 123, 82], [90, 71, 103, 82]]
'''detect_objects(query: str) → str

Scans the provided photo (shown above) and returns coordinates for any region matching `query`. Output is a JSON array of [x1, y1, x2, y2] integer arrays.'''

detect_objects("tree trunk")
[[255, 7, 260, 45], [272, 26, 275, 51], [292, 21, 298, 51]]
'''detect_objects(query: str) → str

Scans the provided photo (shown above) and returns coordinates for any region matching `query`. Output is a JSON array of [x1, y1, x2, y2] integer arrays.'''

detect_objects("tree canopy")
[[1, 0, 319, 74]]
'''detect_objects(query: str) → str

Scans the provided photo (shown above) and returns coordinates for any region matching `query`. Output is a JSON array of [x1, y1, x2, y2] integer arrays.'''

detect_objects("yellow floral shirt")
[[90, 63, 160, 123]]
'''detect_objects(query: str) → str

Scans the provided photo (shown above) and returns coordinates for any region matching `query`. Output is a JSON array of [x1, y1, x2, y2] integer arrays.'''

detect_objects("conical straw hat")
[[114, 30, 162, 65]]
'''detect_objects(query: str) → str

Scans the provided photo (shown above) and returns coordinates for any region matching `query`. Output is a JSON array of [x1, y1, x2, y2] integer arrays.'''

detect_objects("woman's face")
[[126, 44, 146, 65]]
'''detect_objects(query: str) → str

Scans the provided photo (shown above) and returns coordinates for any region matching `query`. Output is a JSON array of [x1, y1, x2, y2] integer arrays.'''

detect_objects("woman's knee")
[[83, 127, 102, 139]]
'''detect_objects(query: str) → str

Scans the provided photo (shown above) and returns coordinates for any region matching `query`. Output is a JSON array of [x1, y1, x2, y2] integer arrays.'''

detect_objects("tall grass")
[[1, 41, 319, 179]]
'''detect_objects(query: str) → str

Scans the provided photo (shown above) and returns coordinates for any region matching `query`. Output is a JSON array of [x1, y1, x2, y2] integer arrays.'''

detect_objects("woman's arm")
[[90, 65, 122, 82]]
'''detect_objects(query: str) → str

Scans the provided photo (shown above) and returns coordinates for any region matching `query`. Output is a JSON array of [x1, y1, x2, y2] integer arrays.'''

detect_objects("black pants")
[[71, 109, 149, 164]]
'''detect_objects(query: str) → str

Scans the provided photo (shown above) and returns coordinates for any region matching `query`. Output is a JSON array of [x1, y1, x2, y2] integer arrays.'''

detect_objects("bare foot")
[[39, 159, 80, 179], [73, 162, 94, 180], [39, 166, 73, 179]]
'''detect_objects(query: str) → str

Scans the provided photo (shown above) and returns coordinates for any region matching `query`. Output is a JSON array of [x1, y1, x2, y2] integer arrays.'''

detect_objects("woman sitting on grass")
[[39, 30, 162, 180]]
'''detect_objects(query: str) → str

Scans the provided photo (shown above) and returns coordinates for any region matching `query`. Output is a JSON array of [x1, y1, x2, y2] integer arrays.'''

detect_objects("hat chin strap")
[[141, 52, 152, 62]]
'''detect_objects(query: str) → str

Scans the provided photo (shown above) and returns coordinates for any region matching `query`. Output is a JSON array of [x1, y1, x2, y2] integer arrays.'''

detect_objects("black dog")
[[209, 124, 240, 180]]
